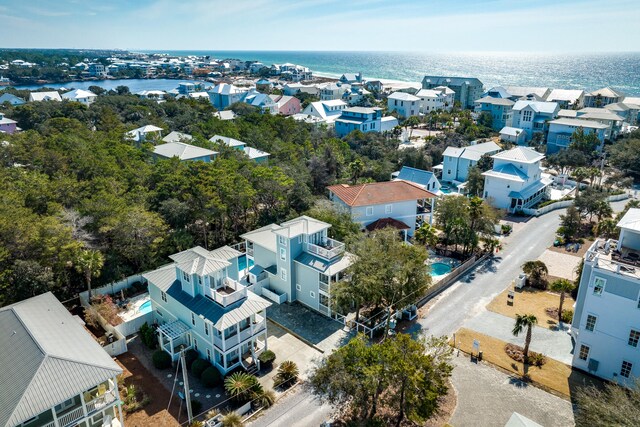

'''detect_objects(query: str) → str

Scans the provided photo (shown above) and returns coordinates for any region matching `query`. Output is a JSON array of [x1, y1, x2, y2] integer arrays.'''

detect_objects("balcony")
[[208, 277, 247, 307], [319, 282, 329, 293], [305, 238, 345, 260], [57, 407, 84, 427], [85, 388, 117, 414], [586, 239, 640, 280]]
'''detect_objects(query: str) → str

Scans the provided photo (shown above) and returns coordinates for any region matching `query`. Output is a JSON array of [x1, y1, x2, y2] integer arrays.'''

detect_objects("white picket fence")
[[522, 192, 629, 217]]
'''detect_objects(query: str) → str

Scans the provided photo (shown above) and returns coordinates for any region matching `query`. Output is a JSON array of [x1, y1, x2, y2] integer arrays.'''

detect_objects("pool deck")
[[118, 293, 150, 322]]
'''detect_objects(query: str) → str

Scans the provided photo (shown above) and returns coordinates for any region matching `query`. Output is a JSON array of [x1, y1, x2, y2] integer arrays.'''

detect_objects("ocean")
[[148, 50, 640, 96]]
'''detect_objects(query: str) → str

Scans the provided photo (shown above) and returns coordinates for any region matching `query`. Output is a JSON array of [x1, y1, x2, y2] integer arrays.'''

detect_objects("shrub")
[[529, 352, 547, 367], [152, 350, 172, 370], [139, 322, 157, 349], [221, 412, 244, 427], [224, 372, 263, 403], [188, 399, 201, 415], [258, 350, 276, 367], [274, 360, 299, 389], [191, 358, 211, 378], [120, 384, 151, 414], [561, 309, 574, 323], [254, 389, 276, 408], [184, 349, 199, 369], [189, 422, 203, 427], [201, 366, 222, 388]]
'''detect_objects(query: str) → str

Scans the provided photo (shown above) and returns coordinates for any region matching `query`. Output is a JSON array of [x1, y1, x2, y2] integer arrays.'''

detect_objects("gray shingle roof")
[[0, 293, 121, 427], [154, 141, 217, 161]]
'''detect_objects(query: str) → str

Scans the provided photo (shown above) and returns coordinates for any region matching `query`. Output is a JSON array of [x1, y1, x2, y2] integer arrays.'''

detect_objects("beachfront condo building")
[[421, 76, 483, 109]]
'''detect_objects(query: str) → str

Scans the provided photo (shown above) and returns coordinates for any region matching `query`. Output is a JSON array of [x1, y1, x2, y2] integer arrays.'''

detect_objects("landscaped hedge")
[[258, 350, 276, 368], [191, 358, 211, 378], [152, 350, 172, 369], [139, 322, 157, 349], [184, 349, 199, 369], [201, 366, 222, 388]]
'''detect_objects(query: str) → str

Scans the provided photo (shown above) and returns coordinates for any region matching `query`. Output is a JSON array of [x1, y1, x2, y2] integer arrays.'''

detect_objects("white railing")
[[86, 389, 117, 414], [305, 238, 345, 260], [58, 406, 84, 427], [42, 422, 56, 427], [318, 303, 330, 316], [208, 278, 247, 306], [319, 282, 329, 293]]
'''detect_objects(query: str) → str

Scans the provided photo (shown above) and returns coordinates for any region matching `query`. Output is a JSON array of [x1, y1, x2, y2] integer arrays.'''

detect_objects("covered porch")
[[157, 320, 193, 362], [366, 217, 411, 241], [509, 179, 551, 212]]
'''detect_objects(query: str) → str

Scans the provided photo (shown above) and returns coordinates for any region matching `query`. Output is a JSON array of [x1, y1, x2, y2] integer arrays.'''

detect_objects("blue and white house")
[[145, 246, 271, 374], [297, 100, 348, 126], [208, 83, 248, 110], [0, 93, 26, 106], [584, 87, 624, 108], [241, 216, 353, 318], [440, 141, 502, 184], [482, 146, 551, 212], [415, 87, 454, 113], [387, 92, 420, 118], [210, 135, 270, 163], [509, 100, 560, 142], [334, 107, 383, 137], [571, 209, 640, 387], [546, 118, 607, 154], [499, 126, 526, 145], [392, 166, 441, 194], [474, 96, 515, 130]]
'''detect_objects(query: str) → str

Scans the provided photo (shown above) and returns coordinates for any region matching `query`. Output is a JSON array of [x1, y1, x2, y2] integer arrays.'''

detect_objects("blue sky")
[[1, 0, 639, 52]]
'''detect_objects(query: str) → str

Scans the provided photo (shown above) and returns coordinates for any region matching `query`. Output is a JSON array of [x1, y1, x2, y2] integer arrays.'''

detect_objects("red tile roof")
[[327, 180, 435, 207]]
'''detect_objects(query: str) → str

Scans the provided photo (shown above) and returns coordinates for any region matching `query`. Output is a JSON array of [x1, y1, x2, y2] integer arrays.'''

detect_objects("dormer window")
[[278, 235, 286, 245]]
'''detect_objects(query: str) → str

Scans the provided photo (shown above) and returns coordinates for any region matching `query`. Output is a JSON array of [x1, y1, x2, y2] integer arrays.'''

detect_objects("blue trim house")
[[393, 166, 441, 194], [335, 107, 383, 137]]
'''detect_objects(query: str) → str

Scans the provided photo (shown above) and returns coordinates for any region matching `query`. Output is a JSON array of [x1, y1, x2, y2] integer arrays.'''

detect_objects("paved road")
[[247, 387, 332, 427]]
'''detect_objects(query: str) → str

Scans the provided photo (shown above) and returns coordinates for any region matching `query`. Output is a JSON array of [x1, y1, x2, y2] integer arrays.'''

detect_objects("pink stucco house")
[[0, 112, 17, 134], [269, 94, 302, 116]]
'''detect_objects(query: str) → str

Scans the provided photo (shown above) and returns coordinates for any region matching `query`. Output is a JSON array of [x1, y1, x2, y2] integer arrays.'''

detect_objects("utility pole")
[[180, 350, 193, 424]]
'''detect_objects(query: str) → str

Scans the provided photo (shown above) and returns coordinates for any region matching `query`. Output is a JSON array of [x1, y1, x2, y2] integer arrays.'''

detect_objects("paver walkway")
[[450, 355, 575, 427], [463, 311, 573, 364]]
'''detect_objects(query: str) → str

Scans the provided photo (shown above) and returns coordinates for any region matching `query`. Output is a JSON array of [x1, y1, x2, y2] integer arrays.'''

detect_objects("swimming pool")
[[440, 186, 452, 194], [139, 300, 152, 314], [238, 255, 254, 272], [430, 262, 452, 277]]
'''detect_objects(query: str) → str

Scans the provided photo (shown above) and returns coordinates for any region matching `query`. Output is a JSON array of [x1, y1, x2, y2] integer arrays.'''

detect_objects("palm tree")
[[414, 223, 438, 248], [224, 372, 262, 402], [573, 167, 589, 194], [274, 361, 299, 388], [254, 389, 276, 408], [550, 279, 574, 323], [522, 260, 548, 289], [348, 159, 364, 184], [512, 314, 538, 362], [75, 249, 105, 299], [221, 412, 244, 427]]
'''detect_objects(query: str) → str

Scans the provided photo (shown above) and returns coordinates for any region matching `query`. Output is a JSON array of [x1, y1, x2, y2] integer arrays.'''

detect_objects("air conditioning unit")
[[515, 274, 527, 289]]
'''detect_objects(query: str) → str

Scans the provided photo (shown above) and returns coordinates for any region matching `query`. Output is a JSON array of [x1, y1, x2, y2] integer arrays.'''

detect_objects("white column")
[[114, 376, 125, 427], [51, 408, 60, 427], [79, 392, 88, 418]]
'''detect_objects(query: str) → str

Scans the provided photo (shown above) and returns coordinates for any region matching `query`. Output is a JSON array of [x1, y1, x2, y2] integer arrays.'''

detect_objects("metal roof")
[[154, 141, 217, 161], [482, 164, 528, 183], [500, 126, 524, 137], [0, 293, 121, 427], [512, 100, 558, 114], [209, 135, 246, 147], [549, 118, 608, 129], [617, 208, 640, 232], [162, 131, 193, 143], [475, 96, 514, 106], [491, 146, 544, 163], [396, 166, 435, 187]]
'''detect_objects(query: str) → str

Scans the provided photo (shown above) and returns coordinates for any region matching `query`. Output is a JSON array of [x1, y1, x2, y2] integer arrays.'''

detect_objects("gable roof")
[[162, 131, 193, 143], [0, 293, 121, 427], [29, 91, 62, 102], [422, 76, 483, 87], [153, 141, 217, 160], [388, 92, 420, 102], [549, 118, 608, 129], [62, 89, 97, 100], [492, 146, 544, 163], [617, 208, 640, 232], [443, 141, 502, 161], [475, 96, 515, 107], [500, 126, 525, 137], [209, 135, 246, 148], [503, 86, 551, 98], [327, 181, 435, 207], [546, 89, 585, 103], [396, 166, 435, 187], [512, 100, 558, 114], [588, 87, 623, 98]]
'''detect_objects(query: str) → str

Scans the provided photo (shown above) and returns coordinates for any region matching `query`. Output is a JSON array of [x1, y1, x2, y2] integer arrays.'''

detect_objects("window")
[[629, 329, 640, 347], [191, 312, 196, 326], [280, 268, 287, 281], [194, 338, 198, 351], [278, 235, 286, 245], [206, 349, 211, 362], [585, 314, 597, 332], [578, 344, 590, 361], [204, 322, 209, 336], [161, 291, 167, 302], [296, 284, 301, 291], [157, 310, 163, 317], [637, 294, 640, 309], [310, 291, 316, 299], [593, 277, 605, 295], [55, 397, 75, 412], [366, 207, 373, 216], [197, 276, 202, 286], [182, 271, 190, 282], [298, 235, 303, 244], [279, 247, 287, 261], [385, 204, 393, 214], [621, 360, 633, 378]]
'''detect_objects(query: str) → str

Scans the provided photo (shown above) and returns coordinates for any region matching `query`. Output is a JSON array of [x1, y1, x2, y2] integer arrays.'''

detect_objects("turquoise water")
[[238, 255, 254, 272], [431, 262, 452, 277], [149, 50, 640, 96], [139, 300, 152, 314]]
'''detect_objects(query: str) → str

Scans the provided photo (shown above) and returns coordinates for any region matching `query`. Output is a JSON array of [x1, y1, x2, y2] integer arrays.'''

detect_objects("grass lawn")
[[452, 328, 601, 398], [486, 285, 575, 330]]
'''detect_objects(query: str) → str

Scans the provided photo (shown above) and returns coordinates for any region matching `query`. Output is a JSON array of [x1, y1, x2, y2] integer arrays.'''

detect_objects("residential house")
[[440, 141, 502, 184], [327, 181, 435, 237], [387, 92, 420, 118], [208, 83, 247, 110], [482, 146, 550, 211], [584, 87, 625, 108], [255, 79, 272, 92], [380, 116, 400, 133], [503, 86, 552, 101], [474, 96, 515, 130], [88, 63, 107, 77], [546, 89, 585, 109], [145, 246, 271, 374], [0, 292, 124, 427], [415, 87, 454, 113], [334, 107, 383, 137], [125, 124, 163, 143], [0, 112, 18, 134], [499, 126, 526, 145], [282, 83, 319, 97], [343, 86, 371, 106], [483, 86, 512, 99], [339, 72, 363, 84], [135, 90, 166, 100], [569, 107, 625, 139], [153, 141, 217, 162], [213, 110, 237, 121], [299, 100, 348, 126], [268, 95, 301, 116], [243, 90, 278, 114], [319, 83, 349, 101], [570, 208, 640, 386], [546, 118, 607, 154], [209, 135, 270, 163], [392, 166, 441, 194], [61, 89, 98, 105], [605, 102, 640, 126], [421, 76, 483, 109], [162, 131, 193, 143], [0, 93, 26, 106], [510, 100, 560, 142], [241, 216, 352, 317], [29, 91, 62, 102], [249, 62, 267, 74]]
